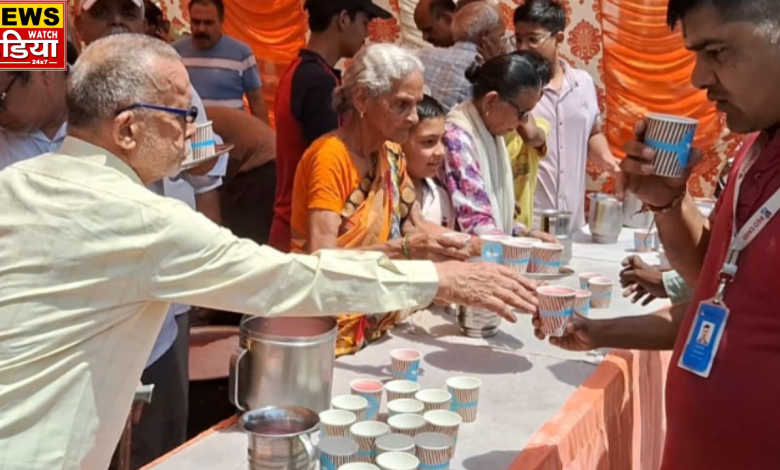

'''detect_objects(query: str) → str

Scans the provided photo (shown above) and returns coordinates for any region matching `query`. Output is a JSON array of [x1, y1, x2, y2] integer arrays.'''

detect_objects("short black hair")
[[417, 95, 446, 121], [513, 0, 566, 34], [307, 7, 364, 33], [465, 51, 551, 100], [189, 0, 224, 20], [666, 0, 778, 29], [430, 0, 456, 17], [145, 0, 165, 26]]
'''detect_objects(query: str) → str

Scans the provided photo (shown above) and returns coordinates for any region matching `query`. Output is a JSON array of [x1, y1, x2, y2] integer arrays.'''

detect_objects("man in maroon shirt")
[[534, 0, 780, 468]]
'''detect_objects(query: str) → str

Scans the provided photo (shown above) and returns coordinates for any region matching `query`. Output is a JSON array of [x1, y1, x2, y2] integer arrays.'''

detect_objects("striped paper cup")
[[578, 272, 601, 290], [415, 432, 453, 470], [479, 234, 510, 263], [333, 395, 369, 422], [376, 451, 420, 470], [320, 409, 358, 438], [500, 238, 535, 273], [530, 243, 564, 274], [423, 410, 462, 459], [191, 120, 216, 161], [387, 399, 425, 417], [645, 114, 698, 178], [375, 433, 416, 456], [588, 277, 614, 309], [633, 229, 657, 253], [319, 437, 360, 470], [536, 286, 576, 337], [339, 464, 381, 470], [350, 421, 391, 463], [350, 379, 384, 421], [390, 349, 422, 382], [445, 376, 481, 423], [385, 380, 421, 402], [573, 290, 591, 318], [414, 389, 452, 413], [387, 413, 427, 437]]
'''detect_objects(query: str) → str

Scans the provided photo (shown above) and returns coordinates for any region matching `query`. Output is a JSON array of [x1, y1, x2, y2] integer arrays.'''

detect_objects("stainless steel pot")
[[241, 406, 319, 470], [230, 317, 337, 413], [588, 194, 623, 244], [540, 209, 573, 264]]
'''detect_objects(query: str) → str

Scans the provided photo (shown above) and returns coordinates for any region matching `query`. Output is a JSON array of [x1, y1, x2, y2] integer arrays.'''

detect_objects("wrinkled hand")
[[525, 229, 558, 244], [434, 261, 539, 321], [406, 234, 470, 262], [532, 313, 597, 351], [620, 256, 668, 306], [618, 120, 700, 206]]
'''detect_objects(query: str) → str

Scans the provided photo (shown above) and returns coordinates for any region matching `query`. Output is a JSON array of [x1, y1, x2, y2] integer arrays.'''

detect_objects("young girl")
[[402, 95, 457, 229]]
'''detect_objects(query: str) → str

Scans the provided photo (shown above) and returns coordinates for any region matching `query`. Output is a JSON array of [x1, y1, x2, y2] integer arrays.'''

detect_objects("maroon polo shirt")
[[662, 131, 780, 470]]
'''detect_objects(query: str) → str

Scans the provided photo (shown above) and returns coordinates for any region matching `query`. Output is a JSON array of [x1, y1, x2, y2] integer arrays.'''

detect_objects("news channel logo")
[[0, 1, 67, 71]]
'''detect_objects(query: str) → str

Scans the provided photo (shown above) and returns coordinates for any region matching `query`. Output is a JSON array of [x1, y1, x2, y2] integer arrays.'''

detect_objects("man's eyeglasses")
[[115, 104, 199, 123], [515, 33, 553, 48], [0, 74, 20, 113], [502, 98, 529, 120]]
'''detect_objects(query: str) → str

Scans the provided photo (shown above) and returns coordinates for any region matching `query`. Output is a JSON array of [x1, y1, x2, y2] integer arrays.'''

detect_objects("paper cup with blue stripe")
[[350, 379, 384, 421], [501, 238, 535, 273], [388, 413, 427, 437], [588, 277, 614, 309], [350, 421, 391, 463], [390, 349, 422, 382], [415, 432, 453, 470], [385, 380, 421, 402], [445, 376, 481, 423], [388, 399, 425, 417], [339, 463, 381, 470], [645, 114, 698, 178], [537, 286, 576, 337], [375, 433, 416, 456], [633, 229, 657, 253], [321, 409, 358, 438], [573, 289, 591, 317], [414, 389, 452, 413], [479, 234, 510, 263], [320, 437, 360, 470], [333, 395, 369, 422], [376, 451, 420, 470], [530, 243, 564, 274]]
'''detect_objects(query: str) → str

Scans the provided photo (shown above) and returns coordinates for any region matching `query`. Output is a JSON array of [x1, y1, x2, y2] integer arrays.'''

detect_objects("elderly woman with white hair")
[[290, 43, 492, 355]]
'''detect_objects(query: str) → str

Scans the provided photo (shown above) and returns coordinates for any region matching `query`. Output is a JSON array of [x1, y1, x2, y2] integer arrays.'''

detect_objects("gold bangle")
[[402, 234, 412, 259]]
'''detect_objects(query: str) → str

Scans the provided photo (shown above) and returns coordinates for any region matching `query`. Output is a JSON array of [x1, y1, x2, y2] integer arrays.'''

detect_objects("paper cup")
[[350, 421, 391, 463], [376, 451, 420, 470], [333, 395, 370, 422], [423, 410, 462, 459], [578, 272, 601, 289], [319, 436, 360, 470], [588, 277, 614, 309], [385, 380, 421, 402], [633, 229, 657, 253], [536, 285, 576, 337], [387, 413, 427, 437], [500, 238, 534, 273], [573, 289, 591, 318], [414, 389, 452, 413], [387, 399, 425, 417], [513, 237, 543, 246], [645, 113, 698, 178], [530, 243, 564, 274], [375, 433, 416, 456], [446, 376, 481, 423], [321, 409, 358, 437], [390, 349, 422, 382], [415, 433, 453, 470], [339, 464, 381, 470], [479, 234, 510, 263], [350, 379, 384, 421]]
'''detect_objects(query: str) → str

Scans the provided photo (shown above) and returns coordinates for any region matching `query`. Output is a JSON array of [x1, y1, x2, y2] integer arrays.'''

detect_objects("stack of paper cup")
[[578, 272, 601, 289], [634, 229, 657, 253], [530, 243, 564, 274], [479, 234, 510, 263], [415, 433, 453, 470], [446, 376, 481, 423], [390, 349, 422, 382], [350, 421, 391, 463], [588, 277, 614, 308], [350, 379, 384, 421], [536, 286, 576, 337], [375, 452, 420, 470], [573, 290, 591, 317], [385, 380, 421, 402], [319, 437, 360, 470], [414, 389, 452, 413], [387, 399, 425, 417], [423, 410, 462, 458], [645, 113, 698, 178], [375, 434, 416, 456], [387, 413, 427, 437], [332, 395, 369, 422], [500, 238, 534, 273], [320, 410, 358, 437]]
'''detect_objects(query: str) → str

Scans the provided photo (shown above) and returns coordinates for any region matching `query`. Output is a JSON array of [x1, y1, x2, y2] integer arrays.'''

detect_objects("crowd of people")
[[0, 0, 778, 469]]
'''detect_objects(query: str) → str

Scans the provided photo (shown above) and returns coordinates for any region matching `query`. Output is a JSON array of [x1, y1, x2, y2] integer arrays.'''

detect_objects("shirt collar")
[[59, 136, 144, 186], [544, 59, 579, 93]]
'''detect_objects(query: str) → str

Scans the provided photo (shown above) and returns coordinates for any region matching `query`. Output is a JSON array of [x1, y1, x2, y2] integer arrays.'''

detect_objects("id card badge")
[[678, 300, 729, 378]]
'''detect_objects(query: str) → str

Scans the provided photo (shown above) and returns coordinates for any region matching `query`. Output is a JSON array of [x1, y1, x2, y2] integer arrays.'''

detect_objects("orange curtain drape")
[[220, 0, 307, 127], [601, 0, 741, 196]]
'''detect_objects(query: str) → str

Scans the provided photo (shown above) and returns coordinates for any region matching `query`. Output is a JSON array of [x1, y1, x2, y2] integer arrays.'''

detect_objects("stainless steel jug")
[[540, 209, 573, 264], [241, 406, 319, 470], [457, 305, 501, 338], [230, 317, 337, 413], [588, 194, 623, 244], [621, 191, 653, 228]]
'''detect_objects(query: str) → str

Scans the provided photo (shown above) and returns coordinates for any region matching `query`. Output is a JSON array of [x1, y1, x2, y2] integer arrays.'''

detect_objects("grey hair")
[[66, 33, 182, 129], [452, 2, 502, 43], [332, 43, 423, 116]]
